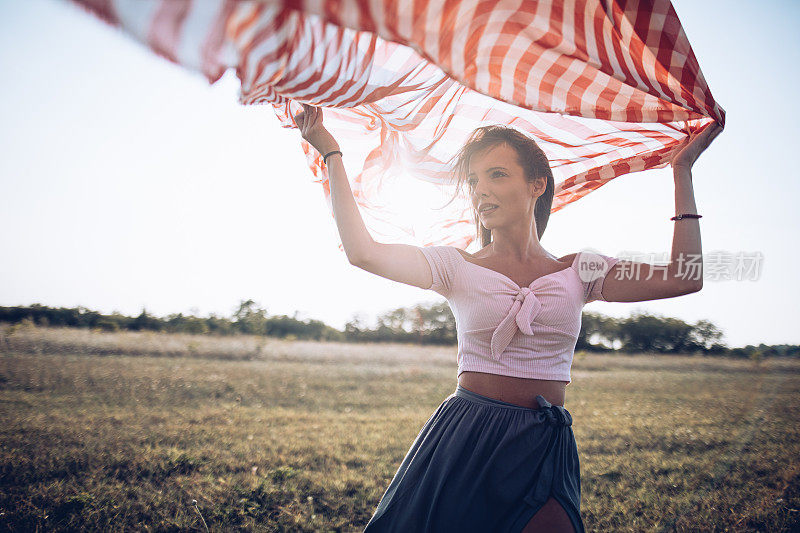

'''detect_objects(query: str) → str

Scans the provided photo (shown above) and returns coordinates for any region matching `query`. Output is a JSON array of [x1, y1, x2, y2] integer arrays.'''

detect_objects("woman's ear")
[[528, 176, 547, 199]]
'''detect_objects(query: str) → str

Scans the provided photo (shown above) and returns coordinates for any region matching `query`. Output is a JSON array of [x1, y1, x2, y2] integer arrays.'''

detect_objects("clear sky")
[[1, 0, 798, 348]]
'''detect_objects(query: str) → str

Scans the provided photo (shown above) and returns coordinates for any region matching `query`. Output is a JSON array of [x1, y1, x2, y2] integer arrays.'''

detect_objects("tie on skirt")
[[363, 384, 585, 533]]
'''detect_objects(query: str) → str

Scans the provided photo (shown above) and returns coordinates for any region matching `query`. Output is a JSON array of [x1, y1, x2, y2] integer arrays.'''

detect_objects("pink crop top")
[[419, 246, 620, 384]]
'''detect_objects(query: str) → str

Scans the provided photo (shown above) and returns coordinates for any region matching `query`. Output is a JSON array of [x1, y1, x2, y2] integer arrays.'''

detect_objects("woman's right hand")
[[293, 103, 340, 156]]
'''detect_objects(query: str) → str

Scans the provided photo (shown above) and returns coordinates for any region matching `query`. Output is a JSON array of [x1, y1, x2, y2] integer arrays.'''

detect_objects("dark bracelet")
[[671, 213, 703, 221], [323, 150, 342, 165]]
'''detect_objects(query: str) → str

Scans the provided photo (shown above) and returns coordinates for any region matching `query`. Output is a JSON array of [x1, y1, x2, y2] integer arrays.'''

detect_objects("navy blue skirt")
[[363, 384, 584, 533]]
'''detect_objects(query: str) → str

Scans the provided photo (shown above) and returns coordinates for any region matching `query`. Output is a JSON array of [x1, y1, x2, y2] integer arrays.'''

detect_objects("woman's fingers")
[[709, 122, 724, 143], [293, 104, 308, 127], [294, 103, 335, 155], [295, 103, 319, 131], [670, 121, 723, 170], [293, 112, 304, 128], [308, 107, 318, 129], [688, 122, 720, 149], [698, 122, 722, 150], [299, 105, 317, 132]]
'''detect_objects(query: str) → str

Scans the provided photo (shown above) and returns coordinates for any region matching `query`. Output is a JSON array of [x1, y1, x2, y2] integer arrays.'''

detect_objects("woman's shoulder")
[[451, 247, 471, 260], [558, 252, 580, 265]]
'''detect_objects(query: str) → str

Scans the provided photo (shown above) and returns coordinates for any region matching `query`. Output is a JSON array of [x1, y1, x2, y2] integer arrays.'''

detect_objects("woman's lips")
[[480, 205, 498, 215]]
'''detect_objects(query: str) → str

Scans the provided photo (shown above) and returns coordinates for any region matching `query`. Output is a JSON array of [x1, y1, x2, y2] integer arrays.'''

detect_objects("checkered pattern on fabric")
[[68, 0, 725, 249]]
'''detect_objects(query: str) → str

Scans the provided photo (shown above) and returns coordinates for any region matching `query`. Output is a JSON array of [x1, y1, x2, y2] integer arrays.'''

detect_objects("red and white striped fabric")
[[68, 0, 725, 250]]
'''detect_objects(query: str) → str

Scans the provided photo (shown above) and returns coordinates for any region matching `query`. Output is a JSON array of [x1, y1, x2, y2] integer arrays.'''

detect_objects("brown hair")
[[442, 125, 555, 247]]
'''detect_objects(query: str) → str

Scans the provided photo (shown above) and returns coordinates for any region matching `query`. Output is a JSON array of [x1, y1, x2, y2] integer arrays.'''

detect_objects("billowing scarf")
[[67, 0, 725, 249]]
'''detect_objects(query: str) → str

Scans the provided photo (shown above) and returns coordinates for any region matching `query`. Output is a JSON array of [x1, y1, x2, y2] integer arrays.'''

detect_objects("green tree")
[[691, 319, 726, 352], [233, 299, 268, 335], [132, 309, 162, 331]]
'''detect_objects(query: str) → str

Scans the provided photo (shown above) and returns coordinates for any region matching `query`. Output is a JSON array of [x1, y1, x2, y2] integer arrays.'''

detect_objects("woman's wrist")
[[320, 145, 341, 156], [315, 136, 340, 155], [323, 149, 342, 165], [673, 165, 692, 180]]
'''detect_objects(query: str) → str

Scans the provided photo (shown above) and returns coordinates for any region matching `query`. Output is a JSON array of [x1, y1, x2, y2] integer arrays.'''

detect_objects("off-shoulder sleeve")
[[582, 253, 621, 304], [419, 246, 457, 298]]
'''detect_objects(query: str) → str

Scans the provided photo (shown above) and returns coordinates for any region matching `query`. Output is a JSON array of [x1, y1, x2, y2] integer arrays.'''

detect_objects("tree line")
[[1, 302, 797, 359]]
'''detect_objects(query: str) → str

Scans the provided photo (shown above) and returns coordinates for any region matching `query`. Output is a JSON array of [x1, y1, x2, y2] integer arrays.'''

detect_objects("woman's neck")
[[486, 230, 548, 261]]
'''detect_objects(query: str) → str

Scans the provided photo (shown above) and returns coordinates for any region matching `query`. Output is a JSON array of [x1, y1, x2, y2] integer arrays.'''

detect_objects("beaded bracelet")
[[323, 150, 343, 165], [671, 213, 703, 221]]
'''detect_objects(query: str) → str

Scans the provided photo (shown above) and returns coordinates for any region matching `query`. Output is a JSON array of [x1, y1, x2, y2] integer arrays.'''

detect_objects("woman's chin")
[[479, 215, 499, 227]]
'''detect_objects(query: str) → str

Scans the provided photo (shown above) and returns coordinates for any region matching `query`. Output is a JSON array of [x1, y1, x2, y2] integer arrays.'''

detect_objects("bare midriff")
[[458, 371, 567, 409]]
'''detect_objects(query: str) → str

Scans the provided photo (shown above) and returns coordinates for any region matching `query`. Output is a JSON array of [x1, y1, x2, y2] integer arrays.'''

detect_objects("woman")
[[294, 104, 722, 532]]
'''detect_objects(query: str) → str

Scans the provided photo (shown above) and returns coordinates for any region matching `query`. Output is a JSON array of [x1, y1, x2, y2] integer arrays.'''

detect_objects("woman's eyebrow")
[[467, 166, 508, 176]]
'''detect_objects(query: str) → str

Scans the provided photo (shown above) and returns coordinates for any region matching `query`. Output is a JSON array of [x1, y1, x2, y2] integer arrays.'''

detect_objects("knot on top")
[[489, 287, 543, 361]]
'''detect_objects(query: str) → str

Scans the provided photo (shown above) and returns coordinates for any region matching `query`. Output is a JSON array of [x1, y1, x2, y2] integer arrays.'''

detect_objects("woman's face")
[[466, 142, 543, 230]]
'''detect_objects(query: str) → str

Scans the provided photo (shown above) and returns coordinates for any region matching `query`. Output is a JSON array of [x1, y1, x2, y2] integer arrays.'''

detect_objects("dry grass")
[[0, 324, 798, 532]]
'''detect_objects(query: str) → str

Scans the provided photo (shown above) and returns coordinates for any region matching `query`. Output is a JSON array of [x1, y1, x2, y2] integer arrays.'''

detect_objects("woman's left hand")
[[671, 121, 724, 172]]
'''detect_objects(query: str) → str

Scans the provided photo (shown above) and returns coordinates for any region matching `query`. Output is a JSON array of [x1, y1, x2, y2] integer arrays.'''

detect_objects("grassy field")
[[1, 325, 798, 532]]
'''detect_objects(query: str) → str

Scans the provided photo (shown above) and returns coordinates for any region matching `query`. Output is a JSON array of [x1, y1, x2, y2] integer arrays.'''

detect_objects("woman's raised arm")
[[293, 104, 371, 264], [601, 121, 724, 302], [293, 104, 434, 290]]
